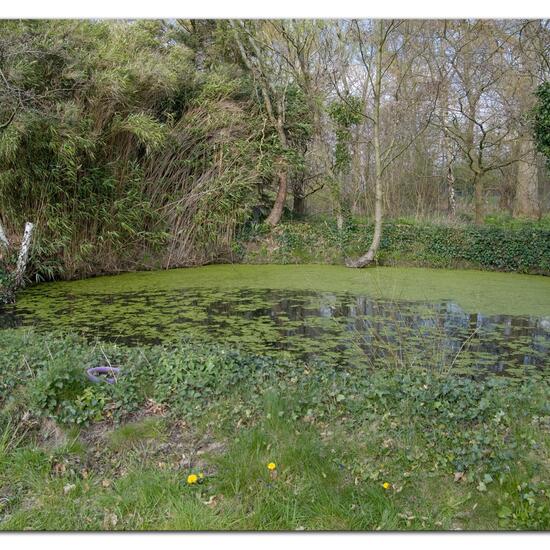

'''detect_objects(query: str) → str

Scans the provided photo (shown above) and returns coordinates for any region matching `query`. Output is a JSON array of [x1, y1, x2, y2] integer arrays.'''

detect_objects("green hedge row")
[[241, 219, 550, 274]]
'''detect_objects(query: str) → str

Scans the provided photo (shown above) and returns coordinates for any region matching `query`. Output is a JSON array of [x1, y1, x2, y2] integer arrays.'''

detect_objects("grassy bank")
[[239, 216, 550, 275], [1, 330, 549, 530]]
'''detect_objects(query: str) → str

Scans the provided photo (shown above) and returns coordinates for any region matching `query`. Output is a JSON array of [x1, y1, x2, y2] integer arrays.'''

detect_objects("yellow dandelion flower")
[[187, 474, 198, 485], [382, 482, 391, 490], [267, 462, 277, 471], [198, 473, 204, 479]]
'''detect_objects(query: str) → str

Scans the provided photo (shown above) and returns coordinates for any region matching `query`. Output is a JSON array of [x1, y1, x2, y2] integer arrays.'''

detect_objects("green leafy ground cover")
[[1, 330, 549, 530]]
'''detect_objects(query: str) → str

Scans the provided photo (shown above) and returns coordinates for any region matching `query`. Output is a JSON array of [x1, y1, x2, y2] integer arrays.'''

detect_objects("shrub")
[[28, 356, 110, 426], [241, 219, 550, 274]]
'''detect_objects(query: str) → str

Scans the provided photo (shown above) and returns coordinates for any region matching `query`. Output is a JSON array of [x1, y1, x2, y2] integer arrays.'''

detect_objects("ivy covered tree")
[[328, 96, 363, 230], [533, 81, 550, 163]]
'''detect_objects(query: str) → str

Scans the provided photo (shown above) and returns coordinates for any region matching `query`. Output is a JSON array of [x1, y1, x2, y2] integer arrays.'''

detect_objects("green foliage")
[[28, 356, 107, 426], [0, 20, 192, 281], [0, 330, 154, 425], [112, 113, 167, 153], [2, 329, 549, 479], [533, 81, 550, 164], [284, 85, 314, 157], [329, 96, 363, 173], [0, 265, 14, 304], [1, 329, 550, 530], [243, 219, 550, 274], [0, 20, 276, 282], [496, 479, 550, 530], [153, 342, 271, 415], [329, 96, 364, 128]]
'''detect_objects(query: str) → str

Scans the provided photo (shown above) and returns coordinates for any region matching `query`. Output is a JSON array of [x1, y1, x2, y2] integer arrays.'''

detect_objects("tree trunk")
[[473, 172, 484, 225], [336, 211, 344, 232], [346, 21, 384, 268], [230, 23, 289, 228], [265, 170, 288, 227], [14, 222, 34, 289], [447, 165, 457, 216], [292, 188, 306, 219], [440, 83, 456, 217], [330, 177, 345, 232], [513, 135, 540, 219], [346, 167, 382, 267], [265, 114, 290, 226], [0, 219, 9, 251]]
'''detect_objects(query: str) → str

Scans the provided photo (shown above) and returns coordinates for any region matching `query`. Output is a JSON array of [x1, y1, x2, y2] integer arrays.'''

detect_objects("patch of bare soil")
[[55, 400, 228, 481]]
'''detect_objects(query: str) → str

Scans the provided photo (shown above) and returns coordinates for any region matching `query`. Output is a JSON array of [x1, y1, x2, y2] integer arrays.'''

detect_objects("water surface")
[[2, 265, 549, 375]]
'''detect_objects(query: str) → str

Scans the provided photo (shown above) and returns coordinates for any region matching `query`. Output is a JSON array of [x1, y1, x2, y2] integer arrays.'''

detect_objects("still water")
[[1, 265, 549, 375]]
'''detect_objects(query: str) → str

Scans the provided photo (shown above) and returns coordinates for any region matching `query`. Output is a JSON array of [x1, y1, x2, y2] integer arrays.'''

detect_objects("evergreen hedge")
[[242, 219, 550, 274]]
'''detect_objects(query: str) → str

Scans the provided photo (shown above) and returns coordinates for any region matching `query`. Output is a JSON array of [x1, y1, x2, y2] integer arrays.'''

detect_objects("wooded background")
[[1, 20, 549, 279]]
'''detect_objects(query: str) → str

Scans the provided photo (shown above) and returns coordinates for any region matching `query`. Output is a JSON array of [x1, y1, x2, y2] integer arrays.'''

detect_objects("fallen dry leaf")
[[145, 398, 167, 416], [454, 472, 465, 483], [52, 462, 66, 476], [102, 512, 118, 529], [63, 484, 76, 495], [202, 494, 221, 508]]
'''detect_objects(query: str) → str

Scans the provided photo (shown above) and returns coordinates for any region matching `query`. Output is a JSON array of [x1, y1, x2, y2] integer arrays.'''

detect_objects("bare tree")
[[435, 21, 525, 224], [346, 20, 438, 267]]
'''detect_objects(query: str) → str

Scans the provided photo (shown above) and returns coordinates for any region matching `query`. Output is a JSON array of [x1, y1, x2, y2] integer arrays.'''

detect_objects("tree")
[[228, 20, 294, 227], [533, 81, 550, 162], [265, 20, 333, 220], [328, 96, 363, 229], [346, 20, 438, 267], [434, 21, 521, 224], [506, 20, 549, 219]]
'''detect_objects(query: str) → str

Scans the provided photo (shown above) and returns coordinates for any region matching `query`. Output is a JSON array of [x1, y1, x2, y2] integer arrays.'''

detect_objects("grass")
[[2, 398, 547, 531], [1, 330, 550, 531], [108, 418, 166, 451]]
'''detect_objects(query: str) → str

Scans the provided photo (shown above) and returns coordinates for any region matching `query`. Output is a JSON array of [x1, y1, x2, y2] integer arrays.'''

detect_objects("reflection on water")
[[1, 287, 549, 375]]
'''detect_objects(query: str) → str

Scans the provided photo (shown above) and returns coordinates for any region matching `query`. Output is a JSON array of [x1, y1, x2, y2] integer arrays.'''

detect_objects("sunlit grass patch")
[[108, 417, 166, 451]]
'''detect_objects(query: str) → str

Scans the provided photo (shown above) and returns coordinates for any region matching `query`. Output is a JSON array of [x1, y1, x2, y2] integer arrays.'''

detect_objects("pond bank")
[[239, 219, 550, 275], [1, 330, 549, 530]]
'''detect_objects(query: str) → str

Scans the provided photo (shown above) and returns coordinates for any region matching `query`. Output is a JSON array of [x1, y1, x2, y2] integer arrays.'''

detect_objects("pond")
[[1, 265, 549, 376]]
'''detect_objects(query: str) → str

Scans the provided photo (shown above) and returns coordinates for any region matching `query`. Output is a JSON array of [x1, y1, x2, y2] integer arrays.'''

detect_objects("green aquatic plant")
[[6, 266, 549, 377]]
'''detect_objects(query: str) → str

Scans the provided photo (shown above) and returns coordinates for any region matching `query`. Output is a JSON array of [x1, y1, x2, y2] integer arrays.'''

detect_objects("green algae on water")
[[17, 264, 550, 316], [3, 265, 549, 376]]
